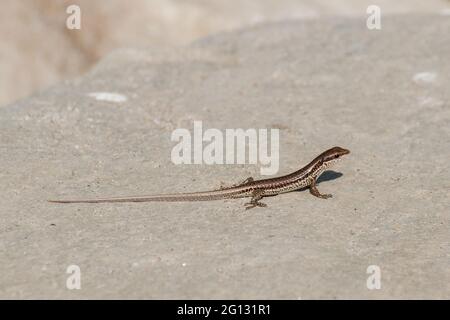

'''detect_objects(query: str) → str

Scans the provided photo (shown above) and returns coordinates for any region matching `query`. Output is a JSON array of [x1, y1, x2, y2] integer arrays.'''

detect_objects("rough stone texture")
[[0, 16, 449, 299], [2, 0, 450, 107]]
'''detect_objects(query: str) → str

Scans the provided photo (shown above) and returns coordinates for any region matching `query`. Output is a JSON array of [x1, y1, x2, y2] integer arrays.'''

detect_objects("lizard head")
[[322, 147, 350, 162], [305, 146, 350, 179], [321, 146, 350, 164]]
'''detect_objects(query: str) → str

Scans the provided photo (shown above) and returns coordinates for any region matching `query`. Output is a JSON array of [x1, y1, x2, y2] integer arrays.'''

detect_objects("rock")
[[2, 0, 450, 106], [0, 16, 449, 298]]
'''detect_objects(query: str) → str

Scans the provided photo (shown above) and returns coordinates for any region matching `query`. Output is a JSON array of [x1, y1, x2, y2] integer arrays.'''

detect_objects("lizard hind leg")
[[239, 177, 254, 185], [244, 189, 267, 210], [219, 177, 254, 190]]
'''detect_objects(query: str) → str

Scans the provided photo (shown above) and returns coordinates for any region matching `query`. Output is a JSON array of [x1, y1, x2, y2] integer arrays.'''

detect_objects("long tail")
[[48, 189, 242, 203]]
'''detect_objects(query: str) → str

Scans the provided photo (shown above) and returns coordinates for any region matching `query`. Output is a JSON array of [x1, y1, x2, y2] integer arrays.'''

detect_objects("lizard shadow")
[[316, 170, 343, 184], [294, 170, 343, 193]]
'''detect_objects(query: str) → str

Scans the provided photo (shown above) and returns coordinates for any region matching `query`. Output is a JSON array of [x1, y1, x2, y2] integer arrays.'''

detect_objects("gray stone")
[[0, 16, 449, 298]]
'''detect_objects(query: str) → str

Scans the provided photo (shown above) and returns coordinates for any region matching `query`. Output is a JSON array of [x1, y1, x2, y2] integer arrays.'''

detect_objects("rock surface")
[[0, 16, 449, 299], [2, 0, 450, 107]]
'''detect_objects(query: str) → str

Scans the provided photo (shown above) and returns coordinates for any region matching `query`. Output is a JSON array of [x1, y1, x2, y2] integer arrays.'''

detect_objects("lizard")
[[49, 146, 350, 209]]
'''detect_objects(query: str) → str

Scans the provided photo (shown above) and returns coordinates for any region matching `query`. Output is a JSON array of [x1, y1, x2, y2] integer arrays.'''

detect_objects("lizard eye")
[[334, 154, 339, 159]]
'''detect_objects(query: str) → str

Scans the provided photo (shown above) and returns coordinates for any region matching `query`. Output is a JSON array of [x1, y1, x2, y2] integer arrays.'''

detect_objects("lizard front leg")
[[309, 178, 332, 199], [244, 189, 267, 210]]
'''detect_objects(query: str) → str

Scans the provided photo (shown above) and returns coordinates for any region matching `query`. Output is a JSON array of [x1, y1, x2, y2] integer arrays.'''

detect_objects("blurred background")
[[1, 0, 449, 107]]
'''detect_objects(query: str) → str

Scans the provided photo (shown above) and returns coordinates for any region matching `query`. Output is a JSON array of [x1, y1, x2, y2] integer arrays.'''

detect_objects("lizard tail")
[[48, 189, 242, 203]]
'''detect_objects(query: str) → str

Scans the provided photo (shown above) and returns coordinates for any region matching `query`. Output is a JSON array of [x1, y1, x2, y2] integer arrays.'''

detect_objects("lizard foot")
[[244, 189, 266, 210]]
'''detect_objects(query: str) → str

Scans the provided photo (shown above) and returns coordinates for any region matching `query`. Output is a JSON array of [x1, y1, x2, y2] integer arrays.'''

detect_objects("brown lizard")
[[49, 146, 350, 209]]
